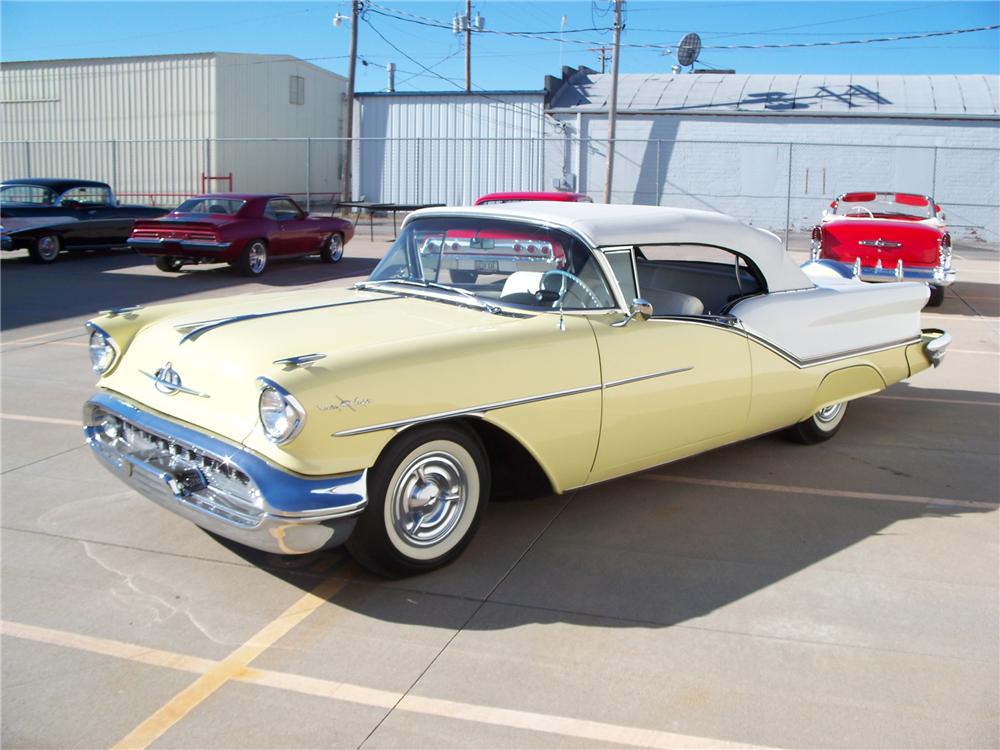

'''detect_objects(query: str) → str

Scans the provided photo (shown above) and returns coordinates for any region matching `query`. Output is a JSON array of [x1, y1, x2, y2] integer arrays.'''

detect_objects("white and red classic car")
[[810, 191, 955, 306]]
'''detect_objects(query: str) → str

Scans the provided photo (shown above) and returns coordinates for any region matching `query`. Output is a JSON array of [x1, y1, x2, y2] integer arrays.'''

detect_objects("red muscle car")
[[810, 191, 954, 306], [474, 191, 593, 206], [128, 194, 354, 276]]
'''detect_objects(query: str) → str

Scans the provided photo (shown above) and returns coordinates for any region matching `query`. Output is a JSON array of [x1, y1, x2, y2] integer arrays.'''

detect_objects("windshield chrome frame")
[[386, 212, 630, 316]]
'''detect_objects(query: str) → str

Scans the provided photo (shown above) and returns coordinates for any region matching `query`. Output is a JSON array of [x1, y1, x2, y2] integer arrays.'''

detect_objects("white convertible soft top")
[[406, 202, 813, 293]]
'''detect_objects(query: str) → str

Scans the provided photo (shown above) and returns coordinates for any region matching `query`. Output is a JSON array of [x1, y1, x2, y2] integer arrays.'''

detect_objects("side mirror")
[[612, 298, 653, 327]]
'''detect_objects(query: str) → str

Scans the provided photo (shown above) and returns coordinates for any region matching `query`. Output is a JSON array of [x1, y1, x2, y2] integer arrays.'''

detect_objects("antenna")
[[676, 32, 702, 68]]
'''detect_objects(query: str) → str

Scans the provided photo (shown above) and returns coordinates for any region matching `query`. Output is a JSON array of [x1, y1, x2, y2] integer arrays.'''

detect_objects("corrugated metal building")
[[1, 53, 348, 202], [355, 90, 547, 205], [545, 69, 1000, 237]]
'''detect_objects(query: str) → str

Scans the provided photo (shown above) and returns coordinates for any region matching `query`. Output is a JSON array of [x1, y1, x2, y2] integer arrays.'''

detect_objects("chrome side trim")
[[333, 384, 603, 437], [175, 297, 390, 343], [604, 367, 693, 388], [646, 315, 920, 369], [138, 369, 210, 398], [333, 367, 695, 438]]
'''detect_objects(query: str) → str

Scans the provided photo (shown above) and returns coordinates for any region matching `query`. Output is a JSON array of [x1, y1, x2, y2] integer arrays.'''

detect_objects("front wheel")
[[233, 239, 268, 277], [347, 424, 490, 577], [784, 401, 848, 445], [926, 285, 945, 307], [154, 256, 184, 273], [29, 235, 61, 264], [321, 233, 344, 263]]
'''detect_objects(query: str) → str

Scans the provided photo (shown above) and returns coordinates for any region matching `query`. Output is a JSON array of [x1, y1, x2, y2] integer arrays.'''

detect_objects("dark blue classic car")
[[1, 178, 168, 263]]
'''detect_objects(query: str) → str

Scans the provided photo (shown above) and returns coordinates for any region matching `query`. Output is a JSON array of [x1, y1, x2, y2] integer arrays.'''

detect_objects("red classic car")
[[128, 194, 354, 276], [474, 191, 593, 206], [810, 191, 954, 306]]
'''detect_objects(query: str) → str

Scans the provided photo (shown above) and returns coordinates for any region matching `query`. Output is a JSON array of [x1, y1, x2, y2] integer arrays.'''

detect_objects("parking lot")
[[2, 222, 997, 749]]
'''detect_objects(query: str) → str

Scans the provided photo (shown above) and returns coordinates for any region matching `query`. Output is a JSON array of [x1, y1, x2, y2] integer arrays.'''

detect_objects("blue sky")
[[2, 1, 998, 92]]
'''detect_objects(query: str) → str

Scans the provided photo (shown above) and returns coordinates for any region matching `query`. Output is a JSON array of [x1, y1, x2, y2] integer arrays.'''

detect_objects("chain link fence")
[[3, 137, 997, 239]]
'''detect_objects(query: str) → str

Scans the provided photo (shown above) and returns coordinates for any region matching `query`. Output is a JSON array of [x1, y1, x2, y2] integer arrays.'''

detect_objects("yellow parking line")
[[2, 619, 776, 749], [1, 413, 79, 426], [111, 574, 350, 750], [644, 474, 996, 510], [0, 621, 214, 674], [1, 326, 85, 346], [49, 340, 90, 348]]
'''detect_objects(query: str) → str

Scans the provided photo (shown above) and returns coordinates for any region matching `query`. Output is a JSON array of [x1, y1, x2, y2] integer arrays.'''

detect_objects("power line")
[[702, 24, 1000, 50]]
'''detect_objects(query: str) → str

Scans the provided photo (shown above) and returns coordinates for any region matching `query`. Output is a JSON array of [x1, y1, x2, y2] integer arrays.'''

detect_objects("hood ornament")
[[139, 362, 210, 398]]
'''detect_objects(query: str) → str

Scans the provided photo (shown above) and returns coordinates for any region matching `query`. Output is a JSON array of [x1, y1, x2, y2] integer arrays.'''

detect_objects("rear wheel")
[[233, 239, 268, 277], [927, 285, 945, 307], [29, 235, 60, 264], [347, 424, 490, 577], [784, 401, 848, 445], [154, 256, 184, 273], [321, 233, 344, 263]]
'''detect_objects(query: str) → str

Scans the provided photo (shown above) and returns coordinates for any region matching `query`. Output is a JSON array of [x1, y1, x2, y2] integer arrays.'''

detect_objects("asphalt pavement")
[[2, 221, 997, 749]]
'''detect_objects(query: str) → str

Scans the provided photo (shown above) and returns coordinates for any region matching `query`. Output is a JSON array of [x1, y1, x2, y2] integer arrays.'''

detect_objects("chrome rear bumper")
[[924, 329, 952, 367], [83, 391, 366, 555], [816, 257, 956, 287]]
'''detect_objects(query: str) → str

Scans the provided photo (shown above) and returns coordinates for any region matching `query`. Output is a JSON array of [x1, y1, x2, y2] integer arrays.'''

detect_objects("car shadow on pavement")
[[213, 381, 998, 633], [0, 250, 378, 331]]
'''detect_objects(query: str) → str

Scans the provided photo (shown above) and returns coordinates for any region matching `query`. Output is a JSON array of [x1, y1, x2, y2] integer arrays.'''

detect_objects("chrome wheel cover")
[[815, 402, 844, 425], [37, 236, 59, 261], [248, 242, 267, 274], [389, 451, 468, 548], [327, 235, 343, 262]]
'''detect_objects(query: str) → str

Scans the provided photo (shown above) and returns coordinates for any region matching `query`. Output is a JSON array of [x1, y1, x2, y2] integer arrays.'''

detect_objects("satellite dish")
[[676, 33, 702, 67]]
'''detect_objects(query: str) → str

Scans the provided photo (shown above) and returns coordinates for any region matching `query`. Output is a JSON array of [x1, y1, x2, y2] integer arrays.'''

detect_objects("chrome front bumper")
[[83, 391, 367, 555]]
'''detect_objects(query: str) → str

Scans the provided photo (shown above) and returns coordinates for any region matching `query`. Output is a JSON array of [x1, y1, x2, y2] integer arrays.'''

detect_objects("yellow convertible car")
[[83, 203, 950, 576]]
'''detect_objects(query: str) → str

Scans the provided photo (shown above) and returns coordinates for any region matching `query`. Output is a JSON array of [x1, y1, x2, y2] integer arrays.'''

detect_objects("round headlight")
[[88, 328, 116, 374], [258, 383, 305, 444]]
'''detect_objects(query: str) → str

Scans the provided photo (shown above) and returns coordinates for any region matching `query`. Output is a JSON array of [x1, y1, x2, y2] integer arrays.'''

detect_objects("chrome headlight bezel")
[[86, 323, 118, 374], [256, 377, 306, 445]]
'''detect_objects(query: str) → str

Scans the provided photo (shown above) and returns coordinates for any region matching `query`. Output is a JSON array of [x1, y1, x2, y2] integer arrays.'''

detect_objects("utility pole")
[[341, 0, 360, 205], [587, 46, 610, 74], [602, 0, 622, 204], [465, 0, 472, 93]]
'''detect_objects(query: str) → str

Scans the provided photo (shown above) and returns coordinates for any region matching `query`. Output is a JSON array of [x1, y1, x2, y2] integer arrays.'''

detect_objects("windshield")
[[367, 217, 616, 310], [173, 198, 246, 215], [834, 192, 934, 220]]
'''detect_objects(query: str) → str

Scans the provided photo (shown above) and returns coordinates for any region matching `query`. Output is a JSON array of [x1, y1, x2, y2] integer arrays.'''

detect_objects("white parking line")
[[644, 474, 996, 510], [1, 413, 79, 427], [947, 348, 1000, 355], [1, 619, 776, 750], [873, 395, 1000, 407]]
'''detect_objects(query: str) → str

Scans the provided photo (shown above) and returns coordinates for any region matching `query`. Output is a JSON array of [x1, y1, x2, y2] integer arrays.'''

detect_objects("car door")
[[587, 246, 752, 484], [58, 186, 122, 247], [264, 198, 312, 255]]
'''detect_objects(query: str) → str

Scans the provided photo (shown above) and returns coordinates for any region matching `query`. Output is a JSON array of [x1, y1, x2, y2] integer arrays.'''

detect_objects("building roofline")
[[358, 90, 544, 98], [0, 52, 346, 81], [546, 107, 1000, 122]]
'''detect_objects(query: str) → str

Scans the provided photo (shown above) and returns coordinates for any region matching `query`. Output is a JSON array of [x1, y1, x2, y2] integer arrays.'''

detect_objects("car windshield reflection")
[[364, 217, 616, 311]]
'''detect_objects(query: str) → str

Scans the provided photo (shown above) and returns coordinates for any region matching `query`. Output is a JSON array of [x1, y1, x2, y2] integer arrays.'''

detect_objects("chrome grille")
[[87, 407, 263, 528]]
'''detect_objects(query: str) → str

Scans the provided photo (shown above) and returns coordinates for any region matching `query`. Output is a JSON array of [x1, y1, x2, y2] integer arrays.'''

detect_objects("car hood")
[[95, 286, 590, 469]]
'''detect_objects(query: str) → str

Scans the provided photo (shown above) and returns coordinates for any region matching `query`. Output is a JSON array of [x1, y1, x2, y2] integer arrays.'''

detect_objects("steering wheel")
[[540, 269, 602, 308], [847, 206, 874, 218]]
